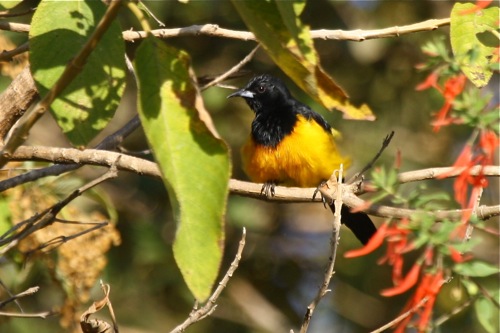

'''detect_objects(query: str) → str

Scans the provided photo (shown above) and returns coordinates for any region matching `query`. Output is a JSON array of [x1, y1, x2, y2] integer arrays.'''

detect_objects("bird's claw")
[[261, 182, 276, 198], [313, 181, 330, 208]]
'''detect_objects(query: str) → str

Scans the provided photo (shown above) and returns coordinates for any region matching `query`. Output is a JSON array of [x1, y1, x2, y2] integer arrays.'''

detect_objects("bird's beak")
[[227, 89, 254, 99]]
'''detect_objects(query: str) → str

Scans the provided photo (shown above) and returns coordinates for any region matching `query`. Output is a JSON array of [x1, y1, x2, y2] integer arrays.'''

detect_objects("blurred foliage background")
[[0, 0, 498, 332]]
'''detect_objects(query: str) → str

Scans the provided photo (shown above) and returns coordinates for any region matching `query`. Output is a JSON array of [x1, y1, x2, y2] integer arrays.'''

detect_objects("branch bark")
[[1, 18, 450, 43], [3, 144, 499, 221]]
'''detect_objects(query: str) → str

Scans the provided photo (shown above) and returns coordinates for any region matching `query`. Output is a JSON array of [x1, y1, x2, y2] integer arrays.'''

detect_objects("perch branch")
[[3, 145, 499, 220]]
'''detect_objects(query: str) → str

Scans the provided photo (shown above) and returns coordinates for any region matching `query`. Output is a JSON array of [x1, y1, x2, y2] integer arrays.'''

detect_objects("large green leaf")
[[29, 0, 126, 147], [232, 0, 374, 120], [450, 3, 499, 88], [135, 36, 230, 302]]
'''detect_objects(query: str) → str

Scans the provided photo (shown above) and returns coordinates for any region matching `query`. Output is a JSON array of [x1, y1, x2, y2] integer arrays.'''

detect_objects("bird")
[[227, 74, 377, 244]]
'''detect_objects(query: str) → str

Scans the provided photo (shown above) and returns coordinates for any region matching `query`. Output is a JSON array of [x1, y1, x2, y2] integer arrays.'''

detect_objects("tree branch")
[[3, 145, 500, 220], [169, 228, 246, 333], [1, 18, 450, 43], [0, 66, 38, 145], [299, 167, 344, 333]]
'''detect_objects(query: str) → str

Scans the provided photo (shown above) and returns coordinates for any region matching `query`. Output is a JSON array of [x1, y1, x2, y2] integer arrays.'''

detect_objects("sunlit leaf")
[[453, 260, 499, 277], [232, 0, 374, 120], [450, 3, 499, 88], [135, 36, 230, 302], [29, 0, 126, 147]]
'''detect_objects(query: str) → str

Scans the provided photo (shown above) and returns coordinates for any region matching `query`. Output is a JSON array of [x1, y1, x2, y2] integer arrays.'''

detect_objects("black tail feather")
[[329, 204, 377, 245]]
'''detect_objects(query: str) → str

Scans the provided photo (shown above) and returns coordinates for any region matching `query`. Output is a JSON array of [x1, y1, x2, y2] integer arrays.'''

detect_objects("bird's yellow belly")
[[241, 116, 351, 187]]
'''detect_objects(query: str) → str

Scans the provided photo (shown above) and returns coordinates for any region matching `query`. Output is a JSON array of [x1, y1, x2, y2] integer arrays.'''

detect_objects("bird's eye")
[[257, 84, 266, 93]]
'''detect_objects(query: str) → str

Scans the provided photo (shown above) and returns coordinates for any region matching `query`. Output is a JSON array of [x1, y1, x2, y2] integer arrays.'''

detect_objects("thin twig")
[[0, 286, 40, 308], [0, 41, 29, 62], [299, 166, 343, 333], [347, 131, 395, 184], [201, 45, 260, 91], [0, 7, 35, 18], [0, 158, 120, 248], [434, 295, 477, 327], [0, 310, 54, 318], [23, 221, 108, 257], [370, 297, 429, 333], [169, 228, 246, 333]]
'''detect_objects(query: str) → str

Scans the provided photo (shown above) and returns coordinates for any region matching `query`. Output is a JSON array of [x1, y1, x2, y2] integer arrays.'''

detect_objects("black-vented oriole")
[[228, 74, 377, 244]]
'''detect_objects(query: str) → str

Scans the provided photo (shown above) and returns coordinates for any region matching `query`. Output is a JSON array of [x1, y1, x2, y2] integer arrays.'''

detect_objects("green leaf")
[[454, 260, 499, 277], [135, 36, 230, 302], [450, 3, 500, 88], [475, 296, 500, 333], [0, 197, 11, 237], [29, 0, 126, 147], [232, 0, 374, 120]]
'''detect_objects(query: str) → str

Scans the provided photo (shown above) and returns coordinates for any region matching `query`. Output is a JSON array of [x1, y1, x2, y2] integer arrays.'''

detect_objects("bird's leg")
[[313, 180, 331, 208], [260, 182, 276, 198]]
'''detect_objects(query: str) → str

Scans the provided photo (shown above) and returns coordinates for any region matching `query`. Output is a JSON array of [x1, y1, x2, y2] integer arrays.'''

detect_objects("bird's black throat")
[[251, 108, 297, 148]]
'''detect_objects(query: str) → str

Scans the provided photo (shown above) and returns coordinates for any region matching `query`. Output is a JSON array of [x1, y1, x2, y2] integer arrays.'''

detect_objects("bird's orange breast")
[[241, 115, 351, 187]]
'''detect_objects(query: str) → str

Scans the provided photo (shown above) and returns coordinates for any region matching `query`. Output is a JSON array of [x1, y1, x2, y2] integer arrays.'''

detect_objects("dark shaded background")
[[1, 1, 498, 332]]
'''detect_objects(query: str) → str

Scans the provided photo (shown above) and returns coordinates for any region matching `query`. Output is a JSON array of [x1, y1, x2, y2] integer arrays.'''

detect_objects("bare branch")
[[200, 45, 260, 91], [0, 41, 29, 62], [310, 18, 450, 41], [371, 297, 429, 333], [170, 228, 246, 333], [0, 66, 38, 144], [0, 115, 141, 193], [0, 159, 120, 248], [4, 144, 500, 220], [299, 167, 344, 333], [0, 286, 40, 308], [0, 310, 53, 318], [0, 21, 30, 33], [1, 18, 450, 43]]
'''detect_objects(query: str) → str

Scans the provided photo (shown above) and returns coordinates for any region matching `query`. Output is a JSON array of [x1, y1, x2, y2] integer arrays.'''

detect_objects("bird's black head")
[[227, 74, 292, 114]]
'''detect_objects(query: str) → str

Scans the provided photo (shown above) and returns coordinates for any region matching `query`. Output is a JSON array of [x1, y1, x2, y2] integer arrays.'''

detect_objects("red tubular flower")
[[392, 269, 445, 333], [344, 222, 388, 258], [479, 130, 500, 164], [432, 74, 467, 132], [381, 262, 422, 297], [416, 71, 440, 91], [417, 269, 444, 332], [448, 245, 472, 263]]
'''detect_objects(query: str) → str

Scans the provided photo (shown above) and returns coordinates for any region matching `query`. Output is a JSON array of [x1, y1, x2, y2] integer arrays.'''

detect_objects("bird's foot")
[[260, 182, 276, 198], [313, 180, 330, 208]]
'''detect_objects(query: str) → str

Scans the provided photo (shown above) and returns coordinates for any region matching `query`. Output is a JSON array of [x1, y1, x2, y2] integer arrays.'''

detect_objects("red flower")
[[381, 262, 422, 297], [344, 222, 388, 258], [448, 245, 472, 263], [392, 269, 445, 333], [416, 71, 440, 91], [431, 74, 467, 132]]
